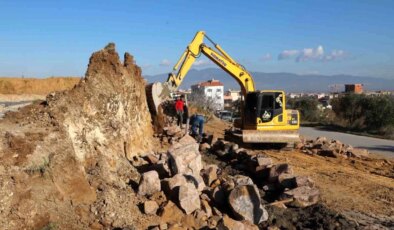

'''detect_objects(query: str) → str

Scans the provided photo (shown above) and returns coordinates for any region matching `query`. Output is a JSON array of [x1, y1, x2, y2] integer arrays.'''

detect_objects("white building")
[[191, 79, 224, 110], [225, 89, 241, 101]]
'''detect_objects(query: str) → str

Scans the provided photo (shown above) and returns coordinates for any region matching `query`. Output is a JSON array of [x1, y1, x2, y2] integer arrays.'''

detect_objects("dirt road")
[[301, 127, 394, 159]]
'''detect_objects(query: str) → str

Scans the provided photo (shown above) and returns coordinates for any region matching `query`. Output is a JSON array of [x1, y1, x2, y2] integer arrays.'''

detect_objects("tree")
[[288, 97, 320, 122]]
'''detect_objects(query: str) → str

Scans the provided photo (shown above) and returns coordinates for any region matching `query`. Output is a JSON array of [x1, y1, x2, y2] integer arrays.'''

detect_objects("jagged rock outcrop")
[[0, 44, 157, 229]]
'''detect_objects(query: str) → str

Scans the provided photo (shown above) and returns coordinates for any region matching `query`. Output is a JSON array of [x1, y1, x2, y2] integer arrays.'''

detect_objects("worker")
[[190, 113, 204, 142], [175, 96, 184, 128], [183, 101, 189, 134]]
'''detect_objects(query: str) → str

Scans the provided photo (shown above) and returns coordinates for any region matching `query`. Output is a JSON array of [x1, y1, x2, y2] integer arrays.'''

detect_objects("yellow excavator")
[[146, 31, 300, 145]]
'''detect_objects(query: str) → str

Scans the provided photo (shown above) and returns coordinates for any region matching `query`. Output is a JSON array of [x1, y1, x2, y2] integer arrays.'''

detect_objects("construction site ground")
[[0, 46, 393, 229], [204, 119, 394, 227]]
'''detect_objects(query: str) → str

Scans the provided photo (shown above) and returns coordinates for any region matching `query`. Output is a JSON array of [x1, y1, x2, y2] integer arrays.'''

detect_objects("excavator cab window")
[[259, 92, 284, 123]]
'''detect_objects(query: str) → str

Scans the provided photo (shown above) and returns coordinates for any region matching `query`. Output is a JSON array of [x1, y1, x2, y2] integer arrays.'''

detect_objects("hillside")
[[0, 77, 80, 95]]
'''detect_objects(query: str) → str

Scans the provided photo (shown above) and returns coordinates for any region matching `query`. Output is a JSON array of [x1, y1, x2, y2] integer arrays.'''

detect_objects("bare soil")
[[0, 77, 80, 95], [204, 122, 394, 228]]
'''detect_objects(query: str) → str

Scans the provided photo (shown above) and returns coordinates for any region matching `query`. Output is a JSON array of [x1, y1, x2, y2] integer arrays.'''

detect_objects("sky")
[[0, 0, 393, 79]]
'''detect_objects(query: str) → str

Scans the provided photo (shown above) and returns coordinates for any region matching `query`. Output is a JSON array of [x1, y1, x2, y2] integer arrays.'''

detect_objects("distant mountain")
[[144, 68, 394, 92]]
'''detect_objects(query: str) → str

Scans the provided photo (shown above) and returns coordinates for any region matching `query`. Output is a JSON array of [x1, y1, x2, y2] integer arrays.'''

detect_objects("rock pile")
[[210, 139, 320, 208], [297, 136, 370, 158], [135, 133, 320, 229]]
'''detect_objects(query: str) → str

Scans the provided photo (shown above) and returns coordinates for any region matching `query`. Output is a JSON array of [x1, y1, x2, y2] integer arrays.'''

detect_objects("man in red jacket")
[[175, 97, 184, 128]]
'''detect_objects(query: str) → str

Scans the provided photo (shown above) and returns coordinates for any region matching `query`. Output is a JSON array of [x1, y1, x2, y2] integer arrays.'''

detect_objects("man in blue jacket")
[[190, 113, 204, 142]]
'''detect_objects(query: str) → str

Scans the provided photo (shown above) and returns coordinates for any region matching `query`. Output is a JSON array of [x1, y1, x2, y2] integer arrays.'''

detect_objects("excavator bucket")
[[242, 129, 300, 144], [145, 82, 171, 115]]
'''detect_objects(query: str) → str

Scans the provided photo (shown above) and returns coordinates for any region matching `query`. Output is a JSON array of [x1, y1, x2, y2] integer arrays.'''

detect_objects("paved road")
[[300, 127, 394, 159]]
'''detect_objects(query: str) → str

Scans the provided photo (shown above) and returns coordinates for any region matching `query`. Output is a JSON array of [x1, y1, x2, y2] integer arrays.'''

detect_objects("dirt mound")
[[0, 77, 80, 95], [0, 44, 159, 229]]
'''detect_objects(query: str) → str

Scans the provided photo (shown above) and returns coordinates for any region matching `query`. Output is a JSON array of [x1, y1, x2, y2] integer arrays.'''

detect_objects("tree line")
[[288, 94, 394, 138]]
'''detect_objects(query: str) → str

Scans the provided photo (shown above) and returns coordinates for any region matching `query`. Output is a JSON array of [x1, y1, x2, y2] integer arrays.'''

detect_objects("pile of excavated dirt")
[[0, 44, 159, 229], [0, 77, 80, 95]]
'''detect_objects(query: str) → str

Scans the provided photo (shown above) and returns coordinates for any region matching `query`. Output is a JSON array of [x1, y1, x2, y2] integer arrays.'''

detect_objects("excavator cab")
[[244, 91, 285, 126], [241, 90, 300, 144]]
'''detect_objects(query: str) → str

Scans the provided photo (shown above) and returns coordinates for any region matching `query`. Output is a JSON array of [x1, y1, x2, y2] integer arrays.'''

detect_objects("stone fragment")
[[295, 176, 315, 188], [145, 154, 159, 164], [234, 148, 248, 155], [280, 175, 315, 189], [218, 215, 259, 230], [348, 148, 369, 158], [256, 154, 273, 167], [315, 136, 327, 145], [268, 163, 293, 183], [163, 173, 188, 193], [178, 183, 201, 214], [201, 165, 218, 186], [159, 223, 168, 230], [232, 175, 254, 187], [199, 143, 211, 151], [138, 171, 161, 196], [201, 199, 212, 217], [164, 126, 182, 136], [228, 185, 268, 224], [159, 201, 184, 224], [184, 173, 205, 192], [281, 186, 320, 208], [231, 143, 239, 151], [294, 142, 304, 149], [212, 207, 223, 217], [168, 135, 202, 175], [207, 216, 220, 229], [194, 210, 208, 222], [144, 200, 159, 215]]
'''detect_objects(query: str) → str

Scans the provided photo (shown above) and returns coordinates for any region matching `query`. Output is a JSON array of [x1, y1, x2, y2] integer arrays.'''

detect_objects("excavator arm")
[[167, 31, 255, 96]]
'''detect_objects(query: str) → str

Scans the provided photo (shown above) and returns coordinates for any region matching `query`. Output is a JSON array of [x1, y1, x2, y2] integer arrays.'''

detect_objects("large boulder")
[[178, 183, 201, 214], [138, 171, 161, 196], [228, 184, 268, 224], [168, 135, 202, 175]]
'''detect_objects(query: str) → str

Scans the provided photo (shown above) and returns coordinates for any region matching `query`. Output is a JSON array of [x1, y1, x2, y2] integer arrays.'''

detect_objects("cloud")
[[278, 50, 299, 60], [296, 45, 324, 62], [261, 53, 272, 62], [323, 49, 346, 61], [160, 59, 171, 66], [193, 59, 211, 66], [278, 46, 348, 62]]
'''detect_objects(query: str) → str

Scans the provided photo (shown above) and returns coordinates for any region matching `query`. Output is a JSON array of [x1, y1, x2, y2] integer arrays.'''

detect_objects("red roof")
[[196, 79, 223, 87]]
